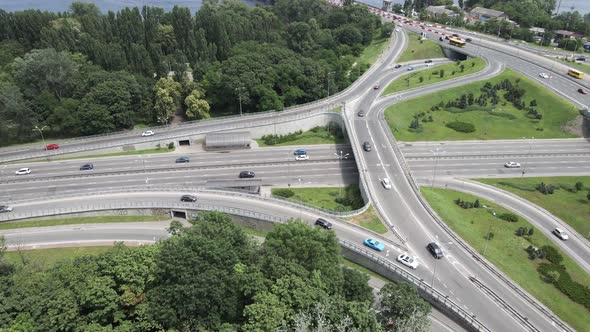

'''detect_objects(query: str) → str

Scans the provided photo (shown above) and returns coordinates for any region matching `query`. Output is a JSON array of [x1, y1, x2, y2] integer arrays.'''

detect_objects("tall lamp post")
[[482, 205, 497, 256], [235, 86, 246, 117], [327, 71, 335, 98], [34, 125, 48, 150], [522, 136, 534, 177], [430, 147, 445, 188], [335, 151, 350, 196]]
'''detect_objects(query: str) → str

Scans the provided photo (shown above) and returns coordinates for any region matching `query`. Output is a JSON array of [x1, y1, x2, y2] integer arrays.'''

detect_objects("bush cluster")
[[273, 188, 294, 198], [498, 212, 519, 222], [536, 182, 555, 195], [515, 227, 533, 237], [261, 130, 303, 145], [446, 121, 475, 133], [526, 245, 546, 260], [454, 198, 480, 209], [334, 186, 364, 210]]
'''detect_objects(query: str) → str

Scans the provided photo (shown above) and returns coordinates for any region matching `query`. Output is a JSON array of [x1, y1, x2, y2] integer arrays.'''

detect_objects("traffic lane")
[[399, 139, 590, 157], [3, 145, 354, 179], [1, 192, 400, 252], [427, 177, 590, 275], [354, 117, 528, 331], [0, 162, 359, 202], [407, 25, 590, 108], [406, 155, 590, 172]]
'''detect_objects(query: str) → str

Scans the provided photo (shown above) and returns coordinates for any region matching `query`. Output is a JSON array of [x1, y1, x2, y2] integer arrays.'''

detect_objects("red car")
[[44, 143, 59, 150]]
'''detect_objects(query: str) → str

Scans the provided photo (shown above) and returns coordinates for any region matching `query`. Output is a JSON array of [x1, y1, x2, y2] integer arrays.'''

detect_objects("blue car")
[[364, 238, 385, 252], [175, 156, 191, 163], [293, 149, 307, 156]]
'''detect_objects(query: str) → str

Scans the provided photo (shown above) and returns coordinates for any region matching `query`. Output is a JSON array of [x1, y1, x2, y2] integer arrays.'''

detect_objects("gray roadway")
[[0, 25, 588, 331]]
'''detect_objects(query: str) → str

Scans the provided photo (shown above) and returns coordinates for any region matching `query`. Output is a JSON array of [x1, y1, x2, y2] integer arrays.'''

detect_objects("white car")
[[141, 130, 155, 137], [539, 73, 549, 79], [395, 28, 400, 32], [381, 178, 392, 189], [504, 161, 521, 168], [15, 168, 31, 175], [397, 254, 419, 269], [553, 228, 569, 240], [0, 205, 13, 213], [295, 154, 309, 161]]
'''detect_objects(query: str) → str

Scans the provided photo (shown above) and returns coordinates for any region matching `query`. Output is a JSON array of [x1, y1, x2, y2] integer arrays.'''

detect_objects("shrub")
[[575, 182, 583, 191], [273, 188, 295, 198], [446, 121, 475, 133], [167, 142, 175, 150], [541, 245, 563, 265], [528, 228, 534, 236], [536, 182, 556, 195], [439, 69, 444, 78], [485, 232, 494, 240], [587, 192, 590, 201], [499, 213, 519, 222]]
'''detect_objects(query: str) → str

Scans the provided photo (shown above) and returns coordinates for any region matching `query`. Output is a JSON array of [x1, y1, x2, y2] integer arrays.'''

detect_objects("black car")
[[427, 242, 444, 259], [239, 171, 255, 178], [80, 163, 94, 170], [363, 141, 372, 152], [465, 38, 472, 42], [180, 194, 197, 202], [394, 64, 402, 68], [578, 88, 587, 95], [315, 218, 333, 230], [175, 156, 191, 163], [357, 110, 365, 117], [439, 37, 443, 41], [424, 59, 433, 63]]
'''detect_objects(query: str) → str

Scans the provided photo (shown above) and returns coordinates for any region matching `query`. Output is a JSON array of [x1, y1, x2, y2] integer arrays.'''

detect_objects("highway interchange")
[[1, 10, 590, 332]]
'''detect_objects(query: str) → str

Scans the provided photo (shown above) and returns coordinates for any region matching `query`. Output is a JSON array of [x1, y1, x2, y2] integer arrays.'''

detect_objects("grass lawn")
[[272, 186, 363, 212], [3, 246, 114, 270], [53, 147, 175, 161], [345, 206, 388, 234], [385, 68, 579, 141], [422, 187, 590, 331], [384, 58, 486, 95], [0, 215, 170, 230], [477, 176, 590, 239], [398, 32, 445, 62], [256, 127, 346, 147], [358, 33, 390, 66]]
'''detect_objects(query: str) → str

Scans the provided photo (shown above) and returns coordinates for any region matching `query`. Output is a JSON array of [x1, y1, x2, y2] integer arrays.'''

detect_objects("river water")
[[0, 0, 588, 16]]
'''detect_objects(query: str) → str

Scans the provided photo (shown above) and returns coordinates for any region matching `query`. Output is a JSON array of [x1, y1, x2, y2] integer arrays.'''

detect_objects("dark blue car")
[[294, 149, 307, 156], [175, 156, 191, 163]]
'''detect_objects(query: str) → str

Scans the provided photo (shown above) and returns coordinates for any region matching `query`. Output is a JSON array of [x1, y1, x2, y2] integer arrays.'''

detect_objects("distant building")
[[425, 5, 457, 18], [468, 7, 507, 22], [529, 27, 545, 42], [382, 0, 393, 12], [555, 30, 584, 41]]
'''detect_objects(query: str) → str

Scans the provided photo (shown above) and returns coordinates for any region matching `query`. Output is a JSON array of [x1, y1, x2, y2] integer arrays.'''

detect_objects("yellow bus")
[[567, 69, 584, 79], [448, 37, 466, 48]]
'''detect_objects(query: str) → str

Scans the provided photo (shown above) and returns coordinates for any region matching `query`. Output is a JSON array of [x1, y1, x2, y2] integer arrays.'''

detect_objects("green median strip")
[[385, 68, 579, 141], [422, 187, 590, 331], [52, 147, 175, 161], [384, 58, 486, 95], [398, 32, 445, 62], [0, 215, 170, 230], [477, 176, 590, 239], [345, 206, 388, 234]]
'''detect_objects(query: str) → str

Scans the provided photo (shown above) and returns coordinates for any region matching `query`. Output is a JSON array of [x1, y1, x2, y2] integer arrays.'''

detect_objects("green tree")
[[242, 292, 289, 331], [378, 282, 431, 330], [342, 267, 374, 303], [147, 216, 255, 330], [153, 77, 181, 120], [184, 89, 211, 120]]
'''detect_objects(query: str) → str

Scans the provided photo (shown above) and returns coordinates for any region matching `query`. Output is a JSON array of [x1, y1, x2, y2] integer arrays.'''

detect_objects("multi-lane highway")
[[2, 13, 590, 331]]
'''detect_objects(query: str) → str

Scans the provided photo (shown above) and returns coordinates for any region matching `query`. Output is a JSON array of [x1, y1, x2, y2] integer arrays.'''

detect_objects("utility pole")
[[327, 71, 335, 98]]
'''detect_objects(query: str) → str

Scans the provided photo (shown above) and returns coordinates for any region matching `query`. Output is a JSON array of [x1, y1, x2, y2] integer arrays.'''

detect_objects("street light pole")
[[431, 147, 445, 188], [235, 86, 245, 117], [34, 125, 47, 149], [482, 205, 496, 256]]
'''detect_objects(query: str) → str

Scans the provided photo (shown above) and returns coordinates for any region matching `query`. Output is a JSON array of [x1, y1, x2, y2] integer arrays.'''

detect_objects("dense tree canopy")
[[0, 0, 382, 145], [0, 215, 430, 331]]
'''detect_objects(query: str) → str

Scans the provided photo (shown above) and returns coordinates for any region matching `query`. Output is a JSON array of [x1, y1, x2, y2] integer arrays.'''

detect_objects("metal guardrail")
[[269, 194, 370, 218], [340, 240, 491, 332]]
